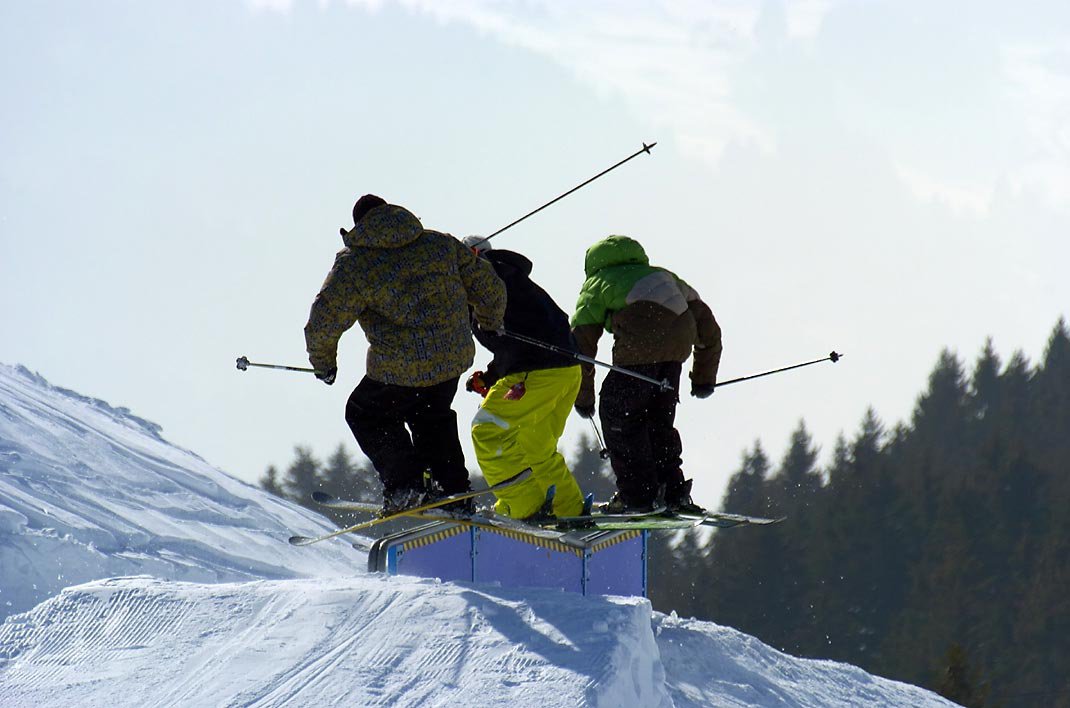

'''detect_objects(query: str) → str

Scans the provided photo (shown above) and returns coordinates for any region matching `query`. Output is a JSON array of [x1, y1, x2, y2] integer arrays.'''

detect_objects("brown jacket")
[[571, 236, 721, 406]]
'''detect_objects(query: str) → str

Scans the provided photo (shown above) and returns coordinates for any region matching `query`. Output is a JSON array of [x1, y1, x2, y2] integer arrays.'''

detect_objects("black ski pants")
[[345, 375, 469, 496], [599, 361, 687, 505]]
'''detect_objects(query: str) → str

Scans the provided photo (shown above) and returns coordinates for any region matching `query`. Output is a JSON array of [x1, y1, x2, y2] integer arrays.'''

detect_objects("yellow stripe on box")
[[401, 525, 466, 552], [589, 530, 642, 552]]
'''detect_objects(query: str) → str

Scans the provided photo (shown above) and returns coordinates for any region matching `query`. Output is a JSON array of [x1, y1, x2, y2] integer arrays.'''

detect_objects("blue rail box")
[[367, 521, 647, 597]]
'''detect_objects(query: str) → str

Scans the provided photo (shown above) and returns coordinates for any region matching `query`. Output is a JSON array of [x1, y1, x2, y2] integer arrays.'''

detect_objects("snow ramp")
[[0, 574, 957, 708], [0, 363, 355, 622], [0, 575, 669, 708]]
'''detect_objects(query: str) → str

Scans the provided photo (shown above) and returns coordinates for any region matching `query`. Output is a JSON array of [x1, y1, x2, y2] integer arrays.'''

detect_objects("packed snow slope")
[[0, 364, 355, 621], [0, 364, 958, 707]]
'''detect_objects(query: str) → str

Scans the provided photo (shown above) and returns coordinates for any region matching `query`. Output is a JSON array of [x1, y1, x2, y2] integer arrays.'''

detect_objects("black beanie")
[[352, 194, 387, 225]]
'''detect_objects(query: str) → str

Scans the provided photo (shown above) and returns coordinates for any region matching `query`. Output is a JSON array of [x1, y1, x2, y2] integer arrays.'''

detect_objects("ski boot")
[[666, 479, 706, 516], [521, 485, 557, 525], [380, 487, 428, 516], [600, 492, 661, 515]]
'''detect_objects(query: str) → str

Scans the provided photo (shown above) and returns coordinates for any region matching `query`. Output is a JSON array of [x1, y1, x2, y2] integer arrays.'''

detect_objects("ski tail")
[[311, 490, 378, 511]]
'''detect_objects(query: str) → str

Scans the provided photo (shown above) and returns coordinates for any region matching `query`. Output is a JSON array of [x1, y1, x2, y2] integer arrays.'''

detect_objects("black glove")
[[691, 383, 715, 399], [315, 367, 337, 386], [574, 403, 596, 419]]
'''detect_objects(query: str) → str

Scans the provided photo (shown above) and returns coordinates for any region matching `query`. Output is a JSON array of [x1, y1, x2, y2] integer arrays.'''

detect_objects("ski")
[[678, 511, 786, 528], [309, 486, 784, 538], [288, 468, 533, 546], [309, 474, 547, 516], [323, 483, 582, 543], [311, 491, 380, 512], [544, 505, 669, 530], [544, 508, 784, 531], [565, 515, 702, 531]]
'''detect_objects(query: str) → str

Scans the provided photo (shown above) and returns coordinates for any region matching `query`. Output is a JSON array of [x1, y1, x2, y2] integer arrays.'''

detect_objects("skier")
[[462, 236, 585, 520], [305, 195, 506, 514], [570, 235, 722, 514]]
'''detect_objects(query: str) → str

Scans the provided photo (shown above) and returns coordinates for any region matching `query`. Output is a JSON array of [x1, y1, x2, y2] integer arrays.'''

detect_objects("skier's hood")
[[485, 249, 533, 277], [343, 204, 423, 249], [583, 235, 649, 278]]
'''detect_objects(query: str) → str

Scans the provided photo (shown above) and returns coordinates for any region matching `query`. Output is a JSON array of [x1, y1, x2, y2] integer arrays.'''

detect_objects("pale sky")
[[2, 0, 1068, 509]]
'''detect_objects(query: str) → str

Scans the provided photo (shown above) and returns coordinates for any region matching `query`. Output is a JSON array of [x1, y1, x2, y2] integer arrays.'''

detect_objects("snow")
[[0, 363, 959, 706], [0, 364, 355, 620]]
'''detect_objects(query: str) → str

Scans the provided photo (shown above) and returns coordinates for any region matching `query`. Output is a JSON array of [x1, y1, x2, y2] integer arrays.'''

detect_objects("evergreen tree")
[[825, 433, 852, 489], [648, 527, 711, 619], [912, 349, 970, 439], [321, 444, 353, 494], [804, 410, 904, 666], [935, 643, 990, 708], [969, 339, 1001, 429], [763, 422, 822, 653], [700, 444, 776, 635], [768, 421, 822, 509], [720, 441, 771, 515], [322, 443, 380, 503], [904, 349, 972, 502], [1034, 319, 1070, 482], [282, 445, 322, 508], [259, 464, 284, 498], [569, 431, 616, 501]]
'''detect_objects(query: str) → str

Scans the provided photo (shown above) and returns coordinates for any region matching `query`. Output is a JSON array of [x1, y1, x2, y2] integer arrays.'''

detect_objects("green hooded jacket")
[[571, 235, 721, 405], [305, 204, 506, 387]]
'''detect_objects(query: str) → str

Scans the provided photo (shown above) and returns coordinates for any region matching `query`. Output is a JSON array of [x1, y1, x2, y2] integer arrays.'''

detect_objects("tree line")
[[647, 318, 1070, 707]]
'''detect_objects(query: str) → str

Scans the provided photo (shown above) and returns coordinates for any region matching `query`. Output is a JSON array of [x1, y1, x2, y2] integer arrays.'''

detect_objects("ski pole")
[[589, 418, 610, 460], [235, 356, 316, 374], [498, 330, 673, 391], [470, 141, 656, 249], [715, 351, 842, 389]]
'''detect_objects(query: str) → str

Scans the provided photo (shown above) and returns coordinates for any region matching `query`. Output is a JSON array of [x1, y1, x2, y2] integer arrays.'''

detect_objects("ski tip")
[[311, 491, 333, 504], [288, 535, 313, 546]]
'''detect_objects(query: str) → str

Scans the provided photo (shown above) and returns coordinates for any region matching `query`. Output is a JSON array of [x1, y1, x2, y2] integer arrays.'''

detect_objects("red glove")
[[466, 371, 489, 396]]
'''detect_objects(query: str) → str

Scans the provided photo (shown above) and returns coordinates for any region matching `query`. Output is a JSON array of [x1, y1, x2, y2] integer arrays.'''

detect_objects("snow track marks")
[[0, 575, 670, 707]]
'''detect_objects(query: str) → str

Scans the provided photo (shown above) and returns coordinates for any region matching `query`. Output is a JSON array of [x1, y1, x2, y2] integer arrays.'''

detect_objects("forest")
[[263, 318, 1070, 708]]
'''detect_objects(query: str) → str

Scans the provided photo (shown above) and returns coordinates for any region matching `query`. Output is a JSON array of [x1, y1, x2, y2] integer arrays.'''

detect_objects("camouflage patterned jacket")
[[305, 204, 506, 387]]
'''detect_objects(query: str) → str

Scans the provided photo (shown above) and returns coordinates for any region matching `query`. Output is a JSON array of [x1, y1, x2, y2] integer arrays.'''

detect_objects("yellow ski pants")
[[471, 365, 584, 519]]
